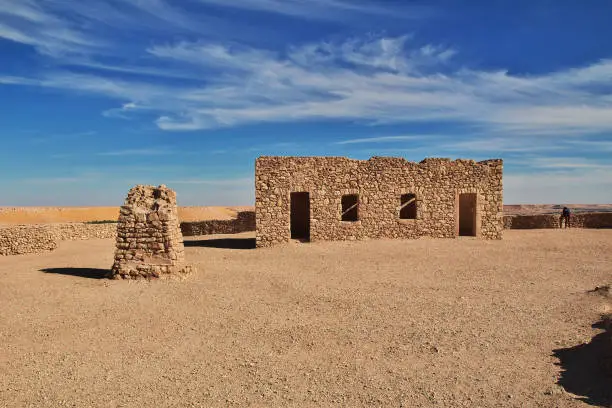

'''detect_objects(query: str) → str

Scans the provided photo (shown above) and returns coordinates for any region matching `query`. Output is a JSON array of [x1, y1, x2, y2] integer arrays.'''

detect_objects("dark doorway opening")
[[400, 193, 417, 219], [290, 192, 310, 241], [341, 194, 359, 222], [459, 193, 477, 236]]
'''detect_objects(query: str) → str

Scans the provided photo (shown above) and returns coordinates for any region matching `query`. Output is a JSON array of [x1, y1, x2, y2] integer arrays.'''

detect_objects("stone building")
[[109, 185, 193, 279], [255, 156, 503, 247]]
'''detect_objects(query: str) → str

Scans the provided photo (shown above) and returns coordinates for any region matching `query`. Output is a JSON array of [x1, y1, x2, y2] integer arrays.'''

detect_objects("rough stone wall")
[[0, 209, 256, 257], [256, 156, 503, 247], [180, 211, 255, 236], [504, 212, 612, 229], [49, 223, 117, 240], [110, 185, 193, 280], [0, 226, 57, 256]]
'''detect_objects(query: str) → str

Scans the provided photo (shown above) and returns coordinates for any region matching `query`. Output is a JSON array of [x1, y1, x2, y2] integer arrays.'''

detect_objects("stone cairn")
[[109, 185, 193, 279]]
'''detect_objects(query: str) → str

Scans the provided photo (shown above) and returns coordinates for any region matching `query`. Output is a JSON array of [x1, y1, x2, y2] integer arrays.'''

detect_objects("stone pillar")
[[109, 185, 194, 279]]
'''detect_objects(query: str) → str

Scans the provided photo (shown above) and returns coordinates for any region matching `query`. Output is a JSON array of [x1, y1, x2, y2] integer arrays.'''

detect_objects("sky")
[[1, 0, 611, 206]]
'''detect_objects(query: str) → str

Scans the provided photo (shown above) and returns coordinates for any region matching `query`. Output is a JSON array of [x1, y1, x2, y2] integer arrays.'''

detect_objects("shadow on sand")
[[553, 317, 612, 407], [40, 267, 110, 279], [184, 238, 256, 250]]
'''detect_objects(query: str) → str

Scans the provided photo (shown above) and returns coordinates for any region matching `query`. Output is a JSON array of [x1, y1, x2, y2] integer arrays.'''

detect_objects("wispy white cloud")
[[140, 37, 612, 134], [334, 135, 435, 145], [193, 0, 431, 21], [0, 0, 103, 56], [102, 102, 147, 119], [97, 148, 174, 156], [564, 139, 612, 151], [6, 35, 612, 137], [0, 0, 266, 61], [514, 157, 612, 170], [348, 136, 612, 166], [0, 75, 40, 86], [2, 0, 612, 142], [439, 137, 569, 153]]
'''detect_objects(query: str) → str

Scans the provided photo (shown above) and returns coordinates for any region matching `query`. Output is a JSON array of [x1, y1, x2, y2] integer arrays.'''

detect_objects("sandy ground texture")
[[1, 230, 611, 407], [0, 206, 254, 224]]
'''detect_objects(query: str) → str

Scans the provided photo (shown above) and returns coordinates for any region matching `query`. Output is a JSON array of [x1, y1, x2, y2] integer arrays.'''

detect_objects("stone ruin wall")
[[49, 222, 117, 240], [255, 156, 503, 247], [0, 211, 257, 257], [110, 185, 193, 279], [0, 226, 57, 256], [504, 212, 612, 229], [180, 211, 256, 236]]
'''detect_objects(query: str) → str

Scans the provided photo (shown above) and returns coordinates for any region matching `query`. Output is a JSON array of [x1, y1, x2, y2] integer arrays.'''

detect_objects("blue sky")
[[1, 0, 611, 205]]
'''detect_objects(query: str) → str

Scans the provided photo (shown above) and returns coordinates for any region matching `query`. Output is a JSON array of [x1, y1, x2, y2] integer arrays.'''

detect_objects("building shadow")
[[183, 238, 256, 249], [40, 267, 110, 279], [553, 318, 612, 407]]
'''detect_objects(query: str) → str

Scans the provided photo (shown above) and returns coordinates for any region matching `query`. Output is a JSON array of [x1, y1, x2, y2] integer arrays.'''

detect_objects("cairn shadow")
[[40, 267, 109, 279], [184, 238, 256, 250], [553, 318, 612, 407]]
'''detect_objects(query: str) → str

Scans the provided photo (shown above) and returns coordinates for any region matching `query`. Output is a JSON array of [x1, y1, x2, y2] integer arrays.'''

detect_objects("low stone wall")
[[0, 226, 58, 256], [50, 223, 117, 240], [504, 212, 612, 229], [0, 223, 116, 256], [0, 211, 256, 256], [180, 211, 256, 236]]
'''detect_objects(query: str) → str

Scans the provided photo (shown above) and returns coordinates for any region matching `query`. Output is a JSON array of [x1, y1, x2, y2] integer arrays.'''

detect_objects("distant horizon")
[[2, 203, 612, 208], [1, 1, 611, 205]]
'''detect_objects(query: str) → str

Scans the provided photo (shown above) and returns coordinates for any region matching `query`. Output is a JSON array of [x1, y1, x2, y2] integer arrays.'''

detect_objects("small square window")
[[400, 194, 417, 219], [341, 194, 359, 222]]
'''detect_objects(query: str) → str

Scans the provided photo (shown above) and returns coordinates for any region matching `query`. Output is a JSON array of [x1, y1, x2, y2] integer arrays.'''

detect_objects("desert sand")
[[1, 230, 611, 407], [0, 206, 254, 224]]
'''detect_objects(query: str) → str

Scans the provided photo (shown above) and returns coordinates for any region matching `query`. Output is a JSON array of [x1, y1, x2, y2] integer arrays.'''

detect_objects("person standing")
[[560, 206, 571, 228]]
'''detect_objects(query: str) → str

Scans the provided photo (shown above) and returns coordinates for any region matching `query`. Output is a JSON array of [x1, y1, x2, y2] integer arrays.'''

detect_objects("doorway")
[[458, 193, 477, 236], [290, 192, 310, 241]]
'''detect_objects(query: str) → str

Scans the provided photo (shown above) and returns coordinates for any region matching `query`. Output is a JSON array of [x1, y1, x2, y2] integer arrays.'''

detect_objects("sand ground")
[[0, 206, 253, 224], [1, 230, 611, 407]]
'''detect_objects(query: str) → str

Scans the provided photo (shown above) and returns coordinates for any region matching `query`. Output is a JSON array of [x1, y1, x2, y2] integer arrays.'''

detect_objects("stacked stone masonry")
[[255, 156, 504, 247], [504, 212, 612, 229], [0, 225, 57, 256], [110, 185, 193, 279], [0, 211, 257, 257], [180, 211, 255, 236], [50, 222, 117, 240]]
